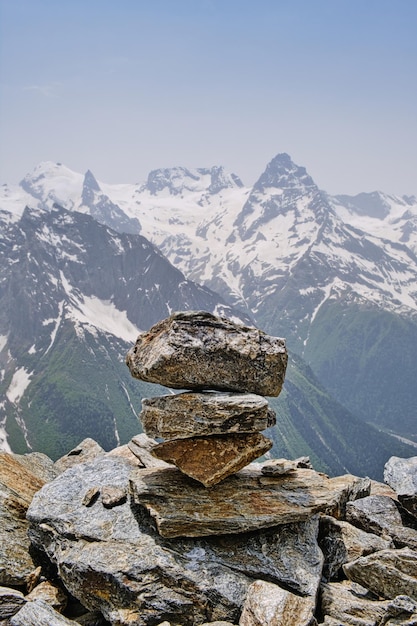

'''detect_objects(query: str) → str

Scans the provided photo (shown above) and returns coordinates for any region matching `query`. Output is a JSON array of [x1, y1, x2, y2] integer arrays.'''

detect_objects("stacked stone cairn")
[[125, 310, 288, 487]]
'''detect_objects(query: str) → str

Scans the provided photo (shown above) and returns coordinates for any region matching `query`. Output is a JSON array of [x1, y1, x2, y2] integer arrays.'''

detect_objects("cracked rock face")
[[126, 311, 287, 396]]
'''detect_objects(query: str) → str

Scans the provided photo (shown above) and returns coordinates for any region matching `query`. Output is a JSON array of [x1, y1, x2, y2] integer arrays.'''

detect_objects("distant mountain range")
[[1, 154, 416, 477]]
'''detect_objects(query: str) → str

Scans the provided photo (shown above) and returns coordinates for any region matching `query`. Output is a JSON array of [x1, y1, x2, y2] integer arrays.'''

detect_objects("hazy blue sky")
[[1, 0, 416, 194]]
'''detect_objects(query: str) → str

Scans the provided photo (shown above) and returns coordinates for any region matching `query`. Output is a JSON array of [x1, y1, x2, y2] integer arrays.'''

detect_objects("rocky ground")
[[0, 438, 417, 625]]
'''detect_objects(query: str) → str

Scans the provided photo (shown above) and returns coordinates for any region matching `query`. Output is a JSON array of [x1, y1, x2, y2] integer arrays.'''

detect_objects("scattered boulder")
[[346, 495, 417, 550], [0, 586, 26, 620], [385, 456, 417, 520], [319, 514, 393, 581], [238, 579, 317, 626], [25, 580, 67, 613], [126, 311, 287, 396], [54, 438, 105, 473], [343, 547, 417, 600], [10, 599, 81, 625], [320, 580, 391, 625]]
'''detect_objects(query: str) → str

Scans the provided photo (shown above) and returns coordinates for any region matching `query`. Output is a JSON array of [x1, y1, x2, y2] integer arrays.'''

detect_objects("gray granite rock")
[[54, 438, 105, 473], [0, 586, 26, 619], [320, 580, 391, 625], [319, 514, 393, 581], [10, 599, 81, 625], [126, 311, 287, 396], [385, 456, 417, 520], [140, 391, 276, 439], [343, 547, 417, 600], [346, 495, 417, 550]]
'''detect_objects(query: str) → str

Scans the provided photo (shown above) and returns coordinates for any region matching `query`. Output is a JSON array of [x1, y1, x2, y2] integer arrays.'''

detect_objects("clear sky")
[[1, 0, 416, 194]]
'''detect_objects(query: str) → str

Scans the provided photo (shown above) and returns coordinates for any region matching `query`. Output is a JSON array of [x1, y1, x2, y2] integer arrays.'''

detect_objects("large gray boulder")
[[26, 454, 325, 625], [346, 495, 417, 550], [319, 514, 393, 581], [385, 456, 417, 520], [126, 311, 287, 396]]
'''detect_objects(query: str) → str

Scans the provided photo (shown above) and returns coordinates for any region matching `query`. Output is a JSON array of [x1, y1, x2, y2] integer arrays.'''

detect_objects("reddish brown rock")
[[151, 432, 273, 487]]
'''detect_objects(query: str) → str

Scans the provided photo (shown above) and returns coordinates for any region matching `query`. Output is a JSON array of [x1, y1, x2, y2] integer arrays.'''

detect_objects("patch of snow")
[[0, 427, 11, 453], [67, 293, 140, 342], [0, 334, 7, 352], [44, 301, 64, 355], [6, 367, 32, 403]]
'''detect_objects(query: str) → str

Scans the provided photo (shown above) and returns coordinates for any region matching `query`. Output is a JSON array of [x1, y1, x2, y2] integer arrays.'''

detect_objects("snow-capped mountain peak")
[[144, 165, 244, 196]]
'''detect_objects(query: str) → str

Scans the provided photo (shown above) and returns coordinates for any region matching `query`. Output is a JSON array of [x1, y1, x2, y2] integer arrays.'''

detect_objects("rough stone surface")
[[126, 311, 288, 396], [261, 456, 313, 475], [343, 547, 417, 600], [151, 433, 273, 487], [238, 579, 317, 626], [385, 456, 417, 519], [10, 599, 81, 625], [140, 391, 276, 439], [0, 453, 46, 585], [346, 495, 417, 550], [54, 438, 105, 473], [320, 580, 391, 625], [127, 433, 172, 469], [0, 586, 26, 619], [130, 464, 370, 537], [12, 451, 59, 483], [319, 514, 393, 581], [26, 580, 67, 613], [27, 455, 324, 624]]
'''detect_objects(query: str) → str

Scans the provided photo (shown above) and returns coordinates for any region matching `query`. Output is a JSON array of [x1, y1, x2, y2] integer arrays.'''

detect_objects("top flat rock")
[[126, 311, 287, 396]]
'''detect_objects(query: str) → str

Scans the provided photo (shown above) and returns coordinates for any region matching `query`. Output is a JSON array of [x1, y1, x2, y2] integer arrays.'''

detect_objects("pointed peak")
[[83, 169, 100, 191], [254, 153, 316, 192]]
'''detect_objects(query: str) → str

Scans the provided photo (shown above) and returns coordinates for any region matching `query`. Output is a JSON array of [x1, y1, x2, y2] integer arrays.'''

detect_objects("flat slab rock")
[[130, 463, 370, 538], [126, 311, 288, 396], [140, 391, 276, 439], [151, 432, 273, 487]]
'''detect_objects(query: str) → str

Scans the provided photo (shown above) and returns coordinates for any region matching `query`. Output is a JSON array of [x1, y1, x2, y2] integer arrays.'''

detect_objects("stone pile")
[[1, 439, 417, 626], [125, 311, 288, 487]]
